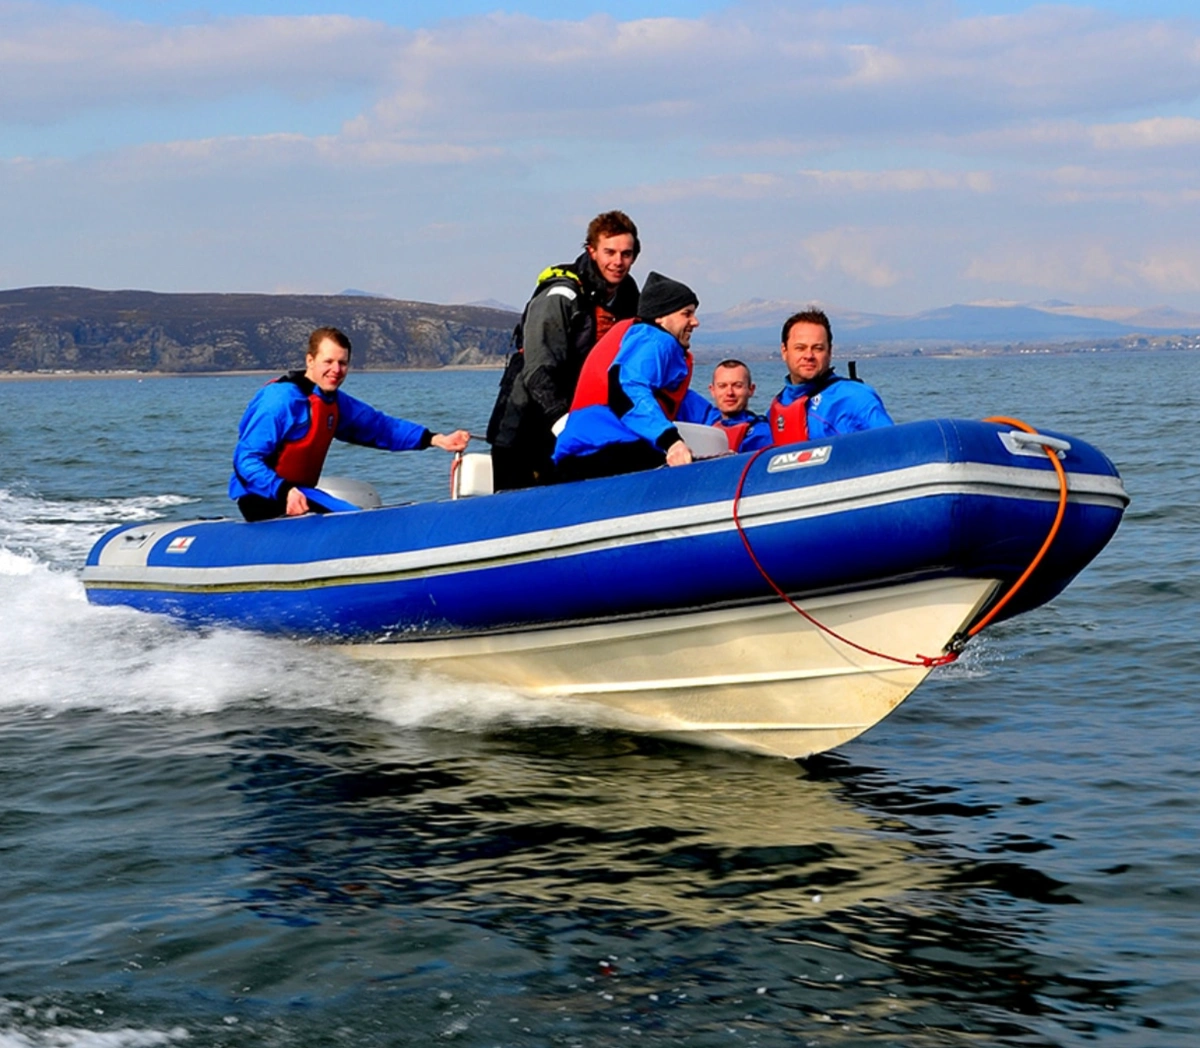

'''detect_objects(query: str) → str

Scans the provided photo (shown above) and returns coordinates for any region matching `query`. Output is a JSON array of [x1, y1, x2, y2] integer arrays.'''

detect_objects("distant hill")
[[467, 298, 522, 313], [844, 304, 1137, 343], [702, 298, 1200, 351], [0, 287, 518, 374]]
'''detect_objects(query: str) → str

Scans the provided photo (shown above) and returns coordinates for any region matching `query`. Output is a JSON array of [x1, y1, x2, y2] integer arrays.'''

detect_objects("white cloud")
[[625, 173, 787, 204], [1131, 249, 1200, 293], [5, 2, 1200, 312], [7, 3, 1198, 145], [150, 132, 498, 168], [803, 227, 901, 289], [1090, 116, 1200, 149], [799, 169, 995, 193], [0, 4, 394, 124], [624, 167, 996, 205], [965, 242, 1123, 294], [964, 239, 1200, 299]]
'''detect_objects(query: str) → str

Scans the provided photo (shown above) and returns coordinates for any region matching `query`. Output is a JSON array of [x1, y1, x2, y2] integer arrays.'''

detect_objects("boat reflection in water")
[[227, 723, 1131, 1039]]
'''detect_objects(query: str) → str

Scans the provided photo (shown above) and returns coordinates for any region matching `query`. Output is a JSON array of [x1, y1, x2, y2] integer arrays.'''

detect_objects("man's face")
[[781, 321, 832, 384], [587, 233, 637, 290], [657, 304, 699, 350], [709, 364, 754, 416], [305, 338, 350, 394]]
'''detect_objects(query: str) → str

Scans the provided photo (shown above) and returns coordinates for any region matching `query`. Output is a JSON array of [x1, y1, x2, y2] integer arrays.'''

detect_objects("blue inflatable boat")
[[82, 418, 1127, 758]]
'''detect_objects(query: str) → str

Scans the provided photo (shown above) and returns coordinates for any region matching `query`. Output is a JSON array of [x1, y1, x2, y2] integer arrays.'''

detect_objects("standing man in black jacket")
[[486, 210, 641, 490]]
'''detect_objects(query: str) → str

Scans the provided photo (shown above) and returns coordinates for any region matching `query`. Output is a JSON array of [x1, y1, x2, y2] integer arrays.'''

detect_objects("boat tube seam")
[[528, 662, 918, 695], [648, 721, 874, 732], [83, 462, 1126, 591]]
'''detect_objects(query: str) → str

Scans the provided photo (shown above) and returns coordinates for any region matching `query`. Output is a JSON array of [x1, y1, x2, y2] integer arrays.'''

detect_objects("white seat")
[[452, 453, 495, 498], [675, 421, 733, 460], [316, 476, 383, 509]]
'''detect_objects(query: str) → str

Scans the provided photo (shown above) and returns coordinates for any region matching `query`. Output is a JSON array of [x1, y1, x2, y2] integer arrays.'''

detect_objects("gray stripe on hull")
[[83, 461, 1127, 592]]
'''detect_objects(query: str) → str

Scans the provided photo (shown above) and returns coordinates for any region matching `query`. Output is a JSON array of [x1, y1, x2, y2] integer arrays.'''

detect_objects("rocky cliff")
[[0, 287, 517, 373]]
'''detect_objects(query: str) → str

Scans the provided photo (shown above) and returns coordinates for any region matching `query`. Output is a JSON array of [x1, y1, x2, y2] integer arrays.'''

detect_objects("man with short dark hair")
[[229, 326, 470, 521], [486, 210, 641, 490], [708, 358, 772, 452], [769, 309, 892, 444], [553, 272, 713, 482]]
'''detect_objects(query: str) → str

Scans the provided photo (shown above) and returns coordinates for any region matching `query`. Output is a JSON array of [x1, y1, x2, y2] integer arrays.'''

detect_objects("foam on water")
[[0, 486, 619, 734], [0, 486, 195, 570], [0, 1003, 188, 1048], [0, 1017, 186, 1041]]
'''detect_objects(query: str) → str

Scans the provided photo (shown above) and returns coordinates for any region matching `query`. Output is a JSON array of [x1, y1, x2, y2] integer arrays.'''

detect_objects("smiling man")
[[553, 272, 715, 482], [486, 210, 642, 490], [768, 309, 893, 445], [229, 326, 470, 520], [707, 358, 773, 452]]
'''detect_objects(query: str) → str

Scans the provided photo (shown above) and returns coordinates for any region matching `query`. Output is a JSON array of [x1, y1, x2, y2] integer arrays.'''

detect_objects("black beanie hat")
[[637, 272, 699, 321]]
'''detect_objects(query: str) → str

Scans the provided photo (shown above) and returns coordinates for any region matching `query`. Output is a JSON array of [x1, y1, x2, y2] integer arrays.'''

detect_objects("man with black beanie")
[[553, 272, 714, 482]]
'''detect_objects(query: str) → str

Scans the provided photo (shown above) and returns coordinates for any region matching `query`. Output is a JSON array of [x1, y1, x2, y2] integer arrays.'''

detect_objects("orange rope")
[[966, 417, 1069, 638], [731, 417, 1071, 665]]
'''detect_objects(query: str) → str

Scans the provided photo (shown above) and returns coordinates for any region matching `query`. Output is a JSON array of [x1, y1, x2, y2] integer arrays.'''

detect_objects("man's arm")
[[676, 390, 719, 425], [337, 393, 471, 453], [839, 383, 894, 432], [610, 326, 692, 456], [335, 393, 435, 450], [520, 287, 580, 422]]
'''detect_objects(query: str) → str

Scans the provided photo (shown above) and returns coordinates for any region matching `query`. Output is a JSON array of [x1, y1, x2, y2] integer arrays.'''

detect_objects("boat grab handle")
[[1001, 429, 1071, 458]]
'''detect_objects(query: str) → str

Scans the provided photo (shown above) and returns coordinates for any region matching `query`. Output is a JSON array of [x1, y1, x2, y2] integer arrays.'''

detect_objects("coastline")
[[0, 364, 507, 382], [2, 339, 1193, 383]]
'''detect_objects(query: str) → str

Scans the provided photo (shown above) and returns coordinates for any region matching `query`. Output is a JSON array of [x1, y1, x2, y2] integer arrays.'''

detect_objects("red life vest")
[[270, 385, 339, 487], [571, 317, 694, 421], [571, 317, 638, 410], [592, 302, 619, 344], [654, 354, 695, 420], [718, 419, 751, 451], [768, 395, 809, 445]]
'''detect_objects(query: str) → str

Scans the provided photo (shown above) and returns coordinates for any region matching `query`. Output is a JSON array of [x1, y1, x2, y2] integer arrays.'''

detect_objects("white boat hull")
[[345, 576, 999, 759], [86, 419, 1125, 758]]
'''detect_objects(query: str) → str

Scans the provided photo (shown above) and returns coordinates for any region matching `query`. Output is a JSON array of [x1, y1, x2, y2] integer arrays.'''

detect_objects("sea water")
[[0, 352, 1197, 1047]]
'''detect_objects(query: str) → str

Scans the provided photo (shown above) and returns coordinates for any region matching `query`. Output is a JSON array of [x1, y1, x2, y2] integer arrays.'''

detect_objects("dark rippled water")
[[1, 352, 1196, 1047]]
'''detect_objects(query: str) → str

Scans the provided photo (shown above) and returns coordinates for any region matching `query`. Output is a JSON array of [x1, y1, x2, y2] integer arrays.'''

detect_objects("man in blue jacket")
[[707, 358, 773, 452], [229, 326, 470, 520], [553, 272, 713, 482], [769, 309, 892, 444]]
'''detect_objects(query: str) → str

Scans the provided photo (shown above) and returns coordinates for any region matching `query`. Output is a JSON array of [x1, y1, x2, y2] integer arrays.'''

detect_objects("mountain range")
[[700, 298, 1200, 349]]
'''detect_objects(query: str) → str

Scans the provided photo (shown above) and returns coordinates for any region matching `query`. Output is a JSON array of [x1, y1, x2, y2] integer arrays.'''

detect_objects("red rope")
[[730, 418, 1070, 667]]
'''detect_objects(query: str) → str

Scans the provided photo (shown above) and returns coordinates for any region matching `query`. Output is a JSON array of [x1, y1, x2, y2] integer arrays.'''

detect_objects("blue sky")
[[4, 1, 1200, 315]]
